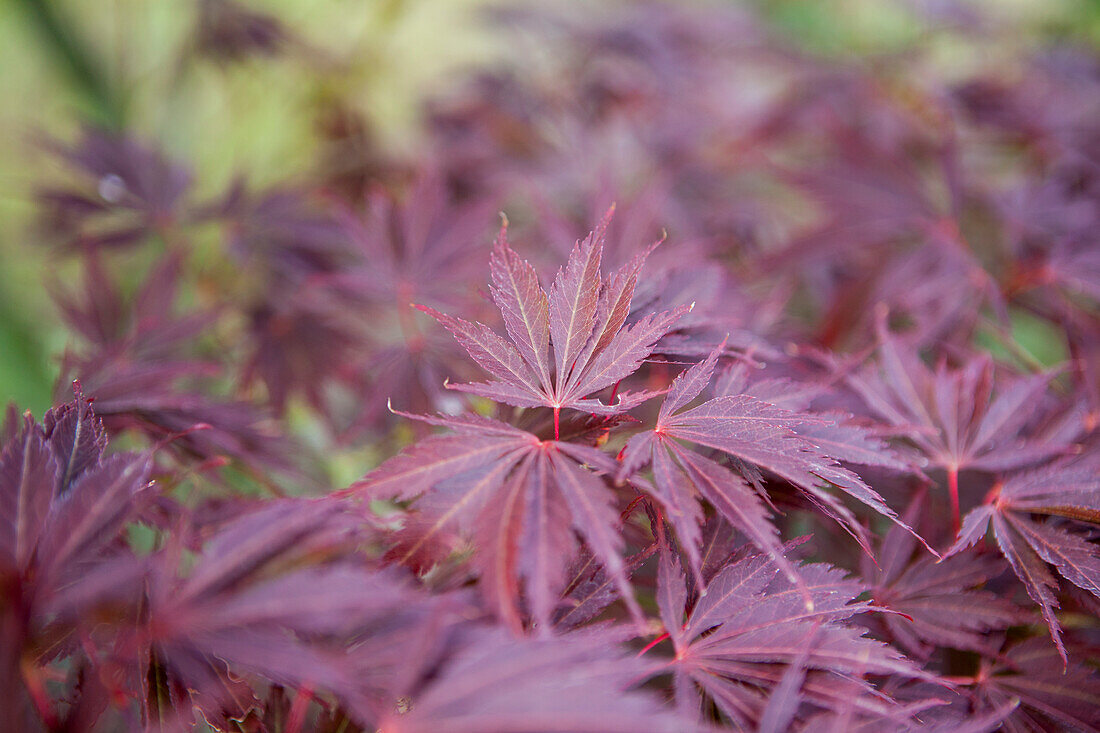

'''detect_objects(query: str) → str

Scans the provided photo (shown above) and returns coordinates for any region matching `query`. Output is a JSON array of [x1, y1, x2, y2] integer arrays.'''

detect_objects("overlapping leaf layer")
[[4, 1, 1100, 730]]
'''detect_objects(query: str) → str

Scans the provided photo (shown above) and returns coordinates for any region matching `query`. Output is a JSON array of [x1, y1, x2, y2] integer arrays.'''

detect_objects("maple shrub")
[[4, 1, 1100, 731]]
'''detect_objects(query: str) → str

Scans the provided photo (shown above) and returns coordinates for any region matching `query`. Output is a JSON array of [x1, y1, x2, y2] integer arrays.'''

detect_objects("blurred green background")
[[1, 0, 1097, 414]]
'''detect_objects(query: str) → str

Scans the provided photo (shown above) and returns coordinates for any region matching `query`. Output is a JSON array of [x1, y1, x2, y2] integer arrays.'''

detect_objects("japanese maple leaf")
[[942, 457, 1100, 663], [53, 254, 294, 474], [0, 388, 149, 594], [849, 324, 1072, 532], [859, 241, 1007, 350], [326, 171, 495, 431], [209, 185, 375, 417], [418, 209, 690, 438], [654, 548, 933, 729], [759, 138, 951, 325], [366, 628, 696, 733], [617, 345, 803, 593], [0, 391, 151, 730], [349, 411, 644, 632], [801, 680, 1017, 733], [217, 185, 355, 288], [620, 343, 930, 574], [970, 638, 1100, 732], [860, 496, 1027, 659], [334, 170, 494, 310], [715, 360, 921, 476], [36, 126, 192, 252], [142, 498, 426, 724]]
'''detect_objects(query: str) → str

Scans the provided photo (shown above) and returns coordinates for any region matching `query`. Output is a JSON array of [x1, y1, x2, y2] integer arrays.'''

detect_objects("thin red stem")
[[652, 503, 666, 546], [608, 379, 623, 405], [620, 495, 645, 522], [286, 684, 314, 733], [553, 406, 560, 441], [947, 465, 960, 536], [637, 631, 671, 657]]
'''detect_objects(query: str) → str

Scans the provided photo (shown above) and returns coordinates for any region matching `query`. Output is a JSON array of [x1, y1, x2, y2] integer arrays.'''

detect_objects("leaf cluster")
[[6, 1, 1100, 730]]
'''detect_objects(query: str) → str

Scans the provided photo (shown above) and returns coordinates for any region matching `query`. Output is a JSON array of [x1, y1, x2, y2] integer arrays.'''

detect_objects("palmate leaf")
[[802, 682, 1016, 733], [349, 410, 644, 632], [54, 253, 295, 474], [655, 547, 934, 730], [553, 544, 656, 631], [367, 628, 696, 733], [620, 344, 931, 579], [0, 387, 149, 590], [717, 362, 921, 475], [143, 498, 430, 724], [418, 210, 689, 435], [852, 328, 1069, 474], [848, 325, 1078, 532], [0, 391, 150, 729], [335, 169, 493, 310], [37, 126, 192, 252], [861, 496, 1027, 658], [943, 457, 1100, 664], [971, 638, 1100, 732], [327, 171, 495, 431]]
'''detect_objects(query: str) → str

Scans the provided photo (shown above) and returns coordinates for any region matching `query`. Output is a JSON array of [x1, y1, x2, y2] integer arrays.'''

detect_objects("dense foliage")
[[3, 1, 1100, 730]]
